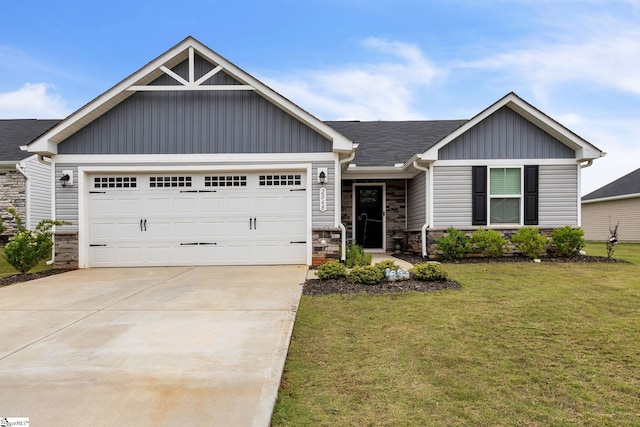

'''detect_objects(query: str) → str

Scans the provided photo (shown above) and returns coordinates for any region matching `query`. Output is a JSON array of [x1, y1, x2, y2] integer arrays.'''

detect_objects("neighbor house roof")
[[0, 119, 61, 162], [325, 120, 467, 167], [582, 167, 640, 202]]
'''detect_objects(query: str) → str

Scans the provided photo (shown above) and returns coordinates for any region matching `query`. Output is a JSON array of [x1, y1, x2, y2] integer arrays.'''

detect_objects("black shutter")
[[524, 165, 539, 225], [472, 166, 487, 226]]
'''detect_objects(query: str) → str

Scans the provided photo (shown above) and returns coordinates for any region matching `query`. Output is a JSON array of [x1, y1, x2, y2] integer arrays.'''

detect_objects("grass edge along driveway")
[[273, 243, 640, 426]]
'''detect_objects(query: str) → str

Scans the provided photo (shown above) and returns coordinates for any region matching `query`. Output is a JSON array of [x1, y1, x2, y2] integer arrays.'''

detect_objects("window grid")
[[94, 177, 137, 189], [259, 174, 302, 186], [205, 176, 247, 187], [149, 176, 192, 188]]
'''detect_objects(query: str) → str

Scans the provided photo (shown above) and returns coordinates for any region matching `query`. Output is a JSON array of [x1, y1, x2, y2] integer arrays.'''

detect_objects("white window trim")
[[488, 166, 524, 226]]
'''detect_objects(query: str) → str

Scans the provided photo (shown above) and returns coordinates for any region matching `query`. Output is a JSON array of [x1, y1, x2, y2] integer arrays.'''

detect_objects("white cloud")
[[261, 38, 444, 120], [0, 83, 69, 119]]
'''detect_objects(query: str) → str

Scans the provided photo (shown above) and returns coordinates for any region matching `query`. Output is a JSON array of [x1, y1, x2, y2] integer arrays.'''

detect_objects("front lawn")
[[273, 242, 640, 426]]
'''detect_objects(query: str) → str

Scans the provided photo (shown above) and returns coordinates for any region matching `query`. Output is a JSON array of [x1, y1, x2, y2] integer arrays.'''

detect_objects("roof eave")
[[582, 192, 640, 204]]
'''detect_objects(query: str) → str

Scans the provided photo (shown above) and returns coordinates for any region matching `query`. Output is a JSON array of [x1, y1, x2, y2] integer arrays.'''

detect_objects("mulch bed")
[[0, 268, 76, 287], [394, 253, 626, 265], [303, 278, 462, 295]]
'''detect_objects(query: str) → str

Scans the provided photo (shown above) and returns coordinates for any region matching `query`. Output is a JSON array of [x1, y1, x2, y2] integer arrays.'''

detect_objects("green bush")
[[550, 226, 585, 257], [316, 260, 347, 280], [345, 244, 372, 267], [510, 226, 547, 259], [373, 259, 399, 276], [411, 263, 448, 281], [346, 265, 384, 285], [435, 227, 471, 260], [4, 207, 69, 273], [470, 228, 507, 258]]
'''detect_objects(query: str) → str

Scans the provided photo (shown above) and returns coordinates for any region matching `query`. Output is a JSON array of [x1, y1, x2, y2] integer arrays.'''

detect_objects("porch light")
[[60, 173, 71, 187], [317, 168, 328, 184]]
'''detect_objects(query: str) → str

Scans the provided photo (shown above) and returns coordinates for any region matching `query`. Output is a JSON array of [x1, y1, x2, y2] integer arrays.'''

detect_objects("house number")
[[319, 187, 327, 212]]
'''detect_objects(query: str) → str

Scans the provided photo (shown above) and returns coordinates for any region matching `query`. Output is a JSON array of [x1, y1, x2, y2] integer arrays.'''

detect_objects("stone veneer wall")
[[312, 226, 342, 266], [54, 231, 79, 268], [341, 179, 407, 252], [0, 170, 26, 240]]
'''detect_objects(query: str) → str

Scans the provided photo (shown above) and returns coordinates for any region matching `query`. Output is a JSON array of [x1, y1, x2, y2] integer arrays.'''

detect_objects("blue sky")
[[1, 0, 639, 195]]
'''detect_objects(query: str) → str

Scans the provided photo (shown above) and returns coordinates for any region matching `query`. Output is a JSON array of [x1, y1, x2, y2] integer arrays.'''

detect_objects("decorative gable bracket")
[[126, 47, 254, 92]]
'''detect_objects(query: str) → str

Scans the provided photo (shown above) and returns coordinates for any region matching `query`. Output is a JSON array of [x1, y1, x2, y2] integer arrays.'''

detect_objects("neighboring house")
[[581, 168, 640, 242], [21, 37, 605, 268], [0, 119, 60, 238]]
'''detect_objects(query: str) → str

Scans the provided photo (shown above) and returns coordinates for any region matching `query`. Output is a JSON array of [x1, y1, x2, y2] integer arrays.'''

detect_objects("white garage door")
[[88, 172, 307, 267]]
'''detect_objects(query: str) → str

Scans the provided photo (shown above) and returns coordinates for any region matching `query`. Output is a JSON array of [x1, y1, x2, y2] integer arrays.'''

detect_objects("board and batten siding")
[[407, 172, 426, 230], [23, 155, 52, 229], [432, 166, 472, 227], [538, 164, 578, 226], [439, 107, 575, 160], [582, 197, 640, 242]]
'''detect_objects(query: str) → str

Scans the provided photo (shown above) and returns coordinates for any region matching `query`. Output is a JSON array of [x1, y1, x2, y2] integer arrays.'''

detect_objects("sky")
[[1, 0, 639, 195]]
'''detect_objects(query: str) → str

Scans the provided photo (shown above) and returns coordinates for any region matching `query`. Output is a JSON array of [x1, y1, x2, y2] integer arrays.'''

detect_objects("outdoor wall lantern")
[[317, 168, 328, 184], [60, 170, 73, 187]]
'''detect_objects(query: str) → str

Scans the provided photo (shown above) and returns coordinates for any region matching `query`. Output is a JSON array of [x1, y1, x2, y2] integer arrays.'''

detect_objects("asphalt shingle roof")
[[325, 120, 468, 166], [0, 119, 60, 161], [582, 167, 640, 201]]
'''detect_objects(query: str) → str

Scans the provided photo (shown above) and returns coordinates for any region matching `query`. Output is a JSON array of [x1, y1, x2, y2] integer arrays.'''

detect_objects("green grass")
[[0, 248, 52, 277], [273, 243, 640, 426]]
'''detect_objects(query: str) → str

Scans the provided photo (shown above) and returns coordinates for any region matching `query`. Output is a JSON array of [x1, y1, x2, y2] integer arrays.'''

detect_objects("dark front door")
[[355, 185, 384, 249]]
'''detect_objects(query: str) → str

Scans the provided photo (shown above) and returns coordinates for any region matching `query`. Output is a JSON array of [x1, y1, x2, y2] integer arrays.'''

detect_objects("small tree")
[[606, 222, 619, 259], [4, 207, 69, 273]]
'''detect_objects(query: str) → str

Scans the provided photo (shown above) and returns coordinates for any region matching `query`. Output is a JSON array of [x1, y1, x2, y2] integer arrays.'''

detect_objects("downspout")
[[413, 160, 430, 259], [37, 155, 56, 265], [338, 150, 357, 263]]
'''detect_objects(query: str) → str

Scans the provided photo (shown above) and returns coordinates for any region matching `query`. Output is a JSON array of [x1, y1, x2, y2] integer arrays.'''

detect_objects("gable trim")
[[421, 92, 605, 162]]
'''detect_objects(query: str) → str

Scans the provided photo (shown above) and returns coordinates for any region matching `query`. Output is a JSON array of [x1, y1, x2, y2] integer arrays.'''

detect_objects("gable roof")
[[582, 167, 640, 202], [0, 119, 60, 162], [420, 92, 605, 162], [325, 120, 467, 167], [24, 36, 354, 155]]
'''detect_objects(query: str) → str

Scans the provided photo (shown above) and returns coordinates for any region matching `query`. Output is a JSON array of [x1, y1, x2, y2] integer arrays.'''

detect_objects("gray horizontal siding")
[[58, 91, 332, 155], [433, 166, 472, 227], [24, 155, 51, 229], [539, 164, 578, 226], [55, 164, 79, 231], [407, 172, 426, 230], [439, 107, 575, 160], [312, 161, 335, 228]]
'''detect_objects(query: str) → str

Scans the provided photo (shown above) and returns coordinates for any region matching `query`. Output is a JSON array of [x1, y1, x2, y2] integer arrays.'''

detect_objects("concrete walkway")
[[0, 266, 306, 426]]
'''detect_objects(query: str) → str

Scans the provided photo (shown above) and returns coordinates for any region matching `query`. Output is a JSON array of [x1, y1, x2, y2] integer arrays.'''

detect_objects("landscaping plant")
[[372, 259, 399, 276], [470, 228, 507, 257], [550, 225, 585, 257], [346, 265, 383, 285], [510, 226, 547, 259], [435, 227, 471, 260], [344, 244, 373, 268], [4, 207, 69, 274], [411, 263, 448, 281], [316, 260, 347, 280], [606, 222, 619, 259]]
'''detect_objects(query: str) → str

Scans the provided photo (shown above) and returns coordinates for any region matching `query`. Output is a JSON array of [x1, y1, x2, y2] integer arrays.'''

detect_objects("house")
[[22, 37, 605, 268], [0, 119, 60, 238], [581, 168, 640, 242]]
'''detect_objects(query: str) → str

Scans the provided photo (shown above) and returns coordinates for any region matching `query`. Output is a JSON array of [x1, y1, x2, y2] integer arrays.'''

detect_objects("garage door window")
[[259, 174, 302, 186], [94, 177, 137, 189], [149, 176, 192, 188], [205, 176, 247, 187]]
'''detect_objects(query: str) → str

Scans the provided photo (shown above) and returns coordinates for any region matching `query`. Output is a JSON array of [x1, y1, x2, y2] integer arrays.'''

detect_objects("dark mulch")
[[0, 268, 76, 287], [303, 278, 462, 295], [394, 253, 627, 265]]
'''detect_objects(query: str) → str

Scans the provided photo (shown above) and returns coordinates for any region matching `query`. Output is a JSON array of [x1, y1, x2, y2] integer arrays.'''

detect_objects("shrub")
[[470, 229, 507, 258], [4, 207, 69, 273], [435, 227, 471, 260], [550, 226, 585, 257], [510, 226, 547, 259], [345, 244, 372, 268], [316, 260, 347, 280], [373, 259, 399, 276], [411, 263, 448, 281], [346, 265, 383, 285]]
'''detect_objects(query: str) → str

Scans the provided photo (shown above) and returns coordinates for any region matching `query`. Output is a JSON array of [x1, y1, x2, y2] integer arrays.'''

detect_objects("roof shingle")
[[582, 167, 640, 201], [0, 119, 61, 161]]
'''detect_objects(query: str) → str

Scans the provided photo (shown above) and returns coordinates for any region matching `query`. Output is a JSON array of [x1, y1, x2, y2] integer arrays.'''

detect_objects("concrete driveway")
[[0, 265, 306, 426]]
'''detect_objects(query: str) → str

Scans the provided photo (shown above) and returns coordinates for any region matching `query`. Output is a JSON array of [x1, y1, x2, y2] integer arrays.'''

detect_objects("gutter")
[[338, 148, 357, 263], [412, 160, 430, 259]]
